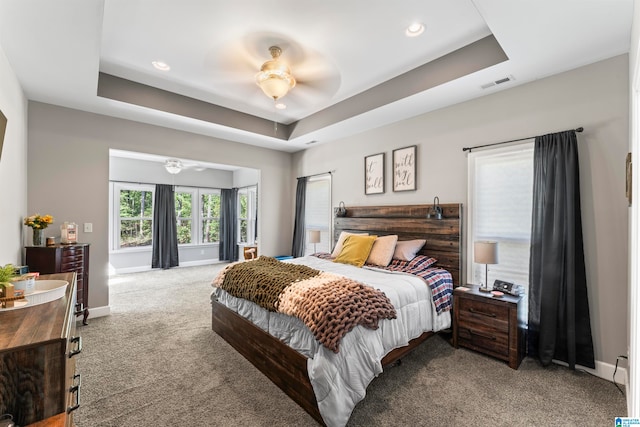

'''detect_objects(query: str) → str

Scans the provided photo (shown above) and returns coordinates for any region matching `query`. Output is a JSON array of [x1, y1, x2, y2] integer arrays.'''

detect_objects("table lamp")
[[309, 230, 321, 254], [474, 241, 498, 292]]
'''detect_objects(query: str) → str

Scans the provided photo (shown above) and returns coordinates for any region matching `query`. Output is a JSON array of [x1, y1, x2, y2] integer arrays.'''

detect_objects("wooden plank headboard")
[[333, 204, 462, 286]]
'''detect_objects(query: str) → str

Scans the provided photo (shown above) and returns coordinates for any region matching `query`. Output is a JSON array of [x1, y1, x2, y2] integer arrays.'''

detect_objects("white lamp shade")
[[309, 230, 321, 244], [257, 75, 292, 100], [474, 241, 498, 264]]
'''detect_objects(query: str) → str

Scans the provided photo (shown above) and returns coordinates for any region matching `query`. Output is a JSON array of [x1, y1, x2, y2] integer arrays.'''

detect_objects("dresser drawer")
[[60, 260, 84, 271]]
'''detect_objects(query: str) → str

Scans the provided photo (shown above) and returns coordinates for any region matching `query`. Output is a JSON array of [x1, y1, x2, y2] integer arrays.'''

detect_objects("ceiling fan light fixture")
[[164, 159, 183, 174], [256, 46, 296, 101]]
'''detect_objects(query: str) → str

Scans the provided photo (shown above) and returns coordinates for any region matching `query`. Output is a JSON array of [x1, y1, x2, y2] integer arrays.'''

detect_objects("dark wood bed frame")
[[211, 203, 462, 425]]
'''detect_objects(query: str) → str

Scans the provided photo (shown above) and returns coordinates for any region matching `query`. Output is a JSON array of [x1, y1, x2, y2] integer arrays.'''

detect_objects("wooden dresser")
[[453, 285, 525, 369], [26, 244, 90, 324], [0, 273, 82, 426]]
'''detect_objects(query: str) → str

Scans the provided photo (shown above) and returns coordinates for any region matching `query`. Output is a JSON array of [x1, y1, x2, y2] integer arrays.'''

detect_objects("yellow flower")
[[24, 214, 54, 229]]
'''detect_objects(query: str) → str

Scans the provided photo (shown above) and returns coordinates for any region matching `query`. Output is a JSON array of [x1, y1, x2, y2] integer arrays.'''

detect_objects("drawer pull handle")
[[75, 303, 85, 317], [69, 336, 82, 358], [68, 373, 81, 413], [469, 307, 496, 318], [468, 329, 497, 341]]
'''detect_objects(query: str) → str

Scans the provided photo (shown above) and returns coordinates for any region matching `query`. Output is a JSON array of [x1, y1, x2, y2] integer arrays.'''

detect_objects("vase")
[[33, 228, 44, 246]]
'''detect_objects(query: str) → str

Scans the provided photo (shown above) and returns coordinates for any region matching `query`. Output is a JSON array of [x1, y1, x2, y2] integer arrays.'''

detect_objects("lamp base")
[[478, 285, 492, 292]]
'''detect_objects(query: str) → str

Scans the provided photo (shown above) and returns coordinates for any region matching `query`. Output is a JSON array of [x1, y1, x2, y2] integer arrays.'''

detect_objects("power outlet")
[[84, 223, 93, 233]]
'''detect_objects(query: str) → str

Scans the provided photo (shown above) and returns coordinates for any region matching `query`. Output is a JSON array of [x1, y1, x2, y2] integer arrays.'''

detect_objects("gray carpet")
[[75, 264, 626, 426]]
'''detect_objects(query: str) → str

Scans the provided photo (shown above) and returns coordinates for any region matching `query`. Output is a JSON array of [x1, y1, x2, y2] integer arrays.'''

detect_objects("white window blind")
[[304, 175, 332, 255], [468, 143, 534, 297]]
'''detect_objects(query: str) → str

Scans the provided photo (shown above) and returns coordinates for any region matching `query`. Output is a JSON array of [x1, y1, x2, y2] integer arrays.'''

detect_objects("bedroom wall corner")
[[0, 41, 28, 265]]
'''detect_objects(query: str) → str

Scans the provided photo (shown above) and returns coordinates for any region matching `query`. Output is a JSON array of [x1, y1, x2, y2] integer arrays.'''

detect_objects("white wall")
[[294, 55, 630, 371], [233, 168, 260, 188], [109, 156, 235, 187], [27, 102, 293, 312], [0, 43, 28, 265]]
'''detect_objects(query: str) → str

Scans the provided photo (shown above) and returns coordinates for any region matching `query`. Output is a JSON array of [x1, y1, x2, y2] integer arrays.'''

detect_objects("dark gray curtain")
[[291, 177, 307, 257], [151, 184, 179, 269], [220, 188, 238, 262], [528, 130, 595, 369]]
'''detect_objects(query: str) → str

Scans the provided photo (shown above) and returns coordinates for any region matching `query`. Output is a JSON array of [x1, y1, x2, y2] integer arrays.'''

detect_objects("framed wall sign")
[[364, 152, 385, 195], [393, 145, 416, 192]]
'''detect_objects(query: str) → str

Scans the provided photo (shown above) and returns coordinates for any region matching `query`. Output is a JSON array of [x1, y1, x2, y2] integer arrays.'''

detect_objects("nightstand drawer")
[[457, 325, 509, 356], [458, 298, 509, 333]]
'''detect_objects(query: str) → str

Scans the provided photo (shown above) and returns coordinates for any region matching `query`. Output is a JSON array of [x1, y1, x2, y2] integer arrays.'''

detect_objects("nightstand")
[[453, 285, 525, 369]]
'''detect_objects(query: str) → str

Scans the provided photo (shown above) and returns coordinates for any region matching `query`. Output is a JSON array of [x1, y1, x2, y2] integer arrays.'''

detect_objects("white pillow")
[[331, 231, 368, 257], [393, 239, 426, 261], [366, 235, 399, 267]]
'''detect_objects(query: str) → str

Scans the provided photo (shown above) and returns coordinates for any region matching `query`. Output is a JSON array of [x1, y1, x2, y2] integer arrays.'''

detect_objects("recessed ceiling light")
[[405, 22, 425, 37], [152, 61, 171, 71], [275, 103, 287, 110]]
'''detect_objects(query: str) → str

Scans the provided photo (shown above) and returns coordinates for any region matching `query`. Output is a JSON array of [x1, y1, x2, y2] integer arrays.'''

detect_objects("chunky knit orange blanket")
[[213, 256, 396, 353]]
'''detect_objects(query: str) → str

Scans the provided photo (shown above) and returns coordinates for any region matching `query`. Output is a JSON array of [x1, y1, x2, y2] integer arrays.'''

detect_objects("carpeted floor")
[[75, 264, 626, 426]]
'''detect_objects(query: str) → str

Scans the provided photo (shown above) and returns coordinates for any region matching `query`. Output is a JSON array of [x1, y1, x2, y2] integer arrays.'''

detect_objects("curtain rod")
[[462, 127, 584, 152], [297, 170, 334, 180]]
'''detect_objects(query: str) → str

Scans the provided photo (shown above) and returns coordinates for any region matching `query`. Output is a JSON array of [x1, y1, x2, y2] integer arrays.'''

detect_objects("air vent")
[[481, 75, 515, 90]]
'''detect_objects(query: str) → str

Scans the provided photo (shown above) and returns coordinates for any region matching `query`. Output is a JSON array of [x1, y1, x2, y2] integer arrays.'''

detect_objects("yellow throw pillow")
[[334, 235, 378, 267], [331, 231, 368, 257]]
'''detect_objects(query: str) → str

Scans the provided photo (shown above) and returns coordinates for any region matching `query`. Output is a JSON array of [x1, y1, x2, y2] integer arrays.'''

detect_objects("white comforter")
[[211, 256, 451, 427]]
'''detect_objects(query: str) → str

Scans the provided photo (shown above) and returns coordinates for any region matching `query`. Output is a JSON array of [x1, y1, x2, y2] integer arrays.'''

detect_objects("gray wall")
[[0, 43, 28, 265], [293, 55, 630, 368], [27, 102, 293, 311]]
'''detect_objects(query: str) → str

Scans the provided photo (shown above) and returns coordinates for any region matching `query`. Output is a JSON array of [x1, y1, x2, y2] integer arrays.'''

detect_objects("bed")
[[210, 203, 462, 426]]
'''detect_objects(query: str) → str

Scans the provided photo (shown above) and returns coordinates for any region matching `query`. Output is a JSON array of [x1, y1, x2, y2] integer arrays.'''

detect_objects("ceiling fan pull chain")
[[273, 99, 278, 134]]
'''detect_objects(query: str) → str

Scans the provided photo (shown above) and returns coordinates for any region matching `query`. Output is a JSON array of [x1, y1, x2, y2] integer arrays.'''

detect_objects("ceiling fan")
[[214, 33, 341, 111], [164, 159, 206, 174]]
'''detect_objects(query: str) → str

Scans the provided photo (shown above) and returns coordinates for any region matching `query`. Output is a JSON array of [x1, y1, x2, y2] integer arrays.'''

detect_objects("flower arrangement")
[[24, 214, 54, 229]]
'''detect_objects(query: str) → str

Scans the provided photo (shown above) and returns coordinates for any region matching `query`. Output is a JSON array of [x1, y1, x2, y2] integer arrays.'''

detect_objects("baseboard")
[[112, 260, 224, 275], [86, 305, 110, 319], [180, 260, 226, 267], [552, 358, 627, 385]]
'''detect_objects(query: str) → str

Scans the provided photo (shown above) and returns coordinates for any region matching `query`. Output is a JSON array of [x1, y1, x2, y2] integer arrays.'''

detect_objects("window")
[[175, 189, 194, 244], [111, 184, 225, 251], [237, 185, 257, 244], [304, 175, 332, 255], [114, 183, 154, 249], [201, 190, 221, 243], [468, 143, 534, 295]]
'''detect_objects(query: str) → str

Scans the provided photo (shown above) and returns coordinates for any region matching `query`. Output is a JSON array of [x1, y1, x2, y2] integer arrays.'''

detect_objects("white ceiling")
[[0, 0, 633, 153]]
